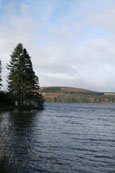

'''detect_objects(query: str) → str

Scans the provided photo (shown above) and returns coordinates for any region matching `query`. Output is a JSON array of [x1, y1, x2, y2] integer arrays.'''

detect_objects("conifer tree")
[[7, 43, 43, 109], [0, 60, 2, 89]]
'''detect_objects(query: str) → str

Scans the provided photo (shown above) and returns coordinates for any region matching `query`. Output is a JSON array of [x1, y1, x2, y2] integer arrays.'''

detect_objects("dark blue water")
[[0, 103, 115, 172]]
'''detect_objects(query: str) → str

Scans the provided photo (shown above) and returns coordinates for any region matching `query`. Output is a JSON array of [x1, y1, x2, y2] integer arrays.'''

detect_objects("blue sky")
[[0, 0, 115, 91]]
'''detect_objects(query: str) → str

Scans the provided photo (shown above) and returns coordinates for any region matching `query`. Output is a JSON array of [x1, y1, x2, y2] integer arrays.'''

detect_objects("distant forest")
[[40, 87, 115, 104]]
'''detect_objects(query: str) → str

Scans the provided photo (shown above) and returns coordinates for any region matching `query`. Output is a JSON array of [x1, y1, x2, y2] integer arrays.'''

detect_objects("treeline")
[[45, 94, 115, 104], [0, 43, 44, 111], [41, 87, 113, 104]]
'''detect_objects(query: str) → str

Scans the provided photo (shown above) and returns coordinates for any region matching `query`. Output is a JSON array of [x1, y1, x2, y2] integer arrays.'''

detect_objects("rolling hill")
[[39, 86, 115, 103]]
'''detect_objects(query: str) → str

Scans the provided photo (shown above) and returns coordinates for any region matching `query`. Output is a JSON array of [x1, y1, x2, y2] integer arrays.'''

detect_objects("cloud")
[[0, 0, 115, 92]]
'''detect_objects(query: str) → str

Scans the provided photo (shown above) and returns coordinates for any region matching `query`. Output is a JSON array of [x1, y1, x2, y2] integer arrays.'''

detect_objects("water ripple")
[[0, 103, 115, 172]]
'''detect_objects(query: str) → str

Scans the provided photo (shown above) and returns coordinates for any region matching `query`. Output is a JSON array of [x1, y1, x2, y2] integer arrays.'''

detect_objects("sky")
[[0, 0, 115, 92]]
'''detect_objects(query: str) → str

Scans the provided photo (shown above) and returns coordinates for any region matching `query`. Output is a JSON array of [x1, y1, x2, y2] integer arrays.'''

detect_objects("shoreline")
[[0, 106, 44, 112]]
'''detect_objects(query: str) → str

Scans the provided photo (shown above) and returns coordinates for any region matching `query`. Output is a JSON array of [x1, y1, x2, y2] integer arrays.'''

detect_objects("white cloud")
[[1, 0, 115, 92]]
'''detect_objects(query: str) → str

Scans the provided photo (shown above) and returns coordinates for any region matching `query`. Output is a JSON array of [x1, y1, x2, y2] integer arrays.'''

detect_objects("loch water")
[[0, 103, 115, 173]]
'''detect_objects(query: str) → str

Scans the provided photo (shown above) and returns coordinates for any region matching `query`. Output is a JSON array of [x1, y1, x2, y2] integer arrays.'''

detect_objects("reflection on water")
[[0, 103, 115, 172]]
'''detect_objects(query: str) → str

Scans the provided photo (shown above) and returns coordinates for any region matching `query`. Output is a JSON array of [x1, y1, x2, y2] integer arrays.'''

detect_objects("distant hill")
[[40, 86, 97, 93], [39, 86, 115, 103]]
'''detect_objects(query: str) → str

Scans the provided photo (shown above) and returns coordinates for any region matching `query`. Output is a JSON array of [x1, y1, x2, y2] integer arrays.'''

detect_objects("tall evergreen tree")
[[7, 43, 43, 109], [0, 60, 2, 89]]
